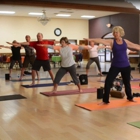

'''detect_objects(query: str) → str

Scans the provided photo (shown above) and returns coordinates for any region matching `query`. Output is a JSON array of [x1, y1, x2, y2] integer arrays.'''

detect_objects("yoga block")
[[110, 90, 125, 98], [97, 88, 104, 99], [79, 74, 88, 85], [5, 73, 10, 80]]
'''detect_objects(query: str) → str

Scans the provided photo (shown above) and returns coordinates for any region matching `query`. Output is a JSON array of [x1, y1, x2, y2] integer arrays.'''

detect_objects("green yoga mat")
[[128, 121, 140, 128]]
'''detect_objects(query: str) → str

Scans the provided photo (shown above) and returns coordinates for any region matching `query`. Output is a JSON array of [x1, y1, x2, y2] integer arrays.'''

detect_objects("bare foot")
[[98, 102, 109, 105], [79, 89, 83, 93], [128, 99, 136, 102], [29, 83, 35, 86], [49, 90, 57, 94], [37, 76, 40, 81], [98, 73, 103, 76]]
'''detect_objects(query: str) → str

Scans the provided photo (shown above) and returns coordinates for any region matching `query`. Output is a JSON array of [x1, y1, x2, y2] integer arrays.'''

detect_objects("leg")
[[36, 71, 39, 80], [42, 60, 54, 82], [48, 70, 54, 82], [9, 60, 16, 77], [68, 65, 82, 92], [86, 58, 94, 75], [103, 66, 120, 103], [121, 66, 133, 101], [19, 68, 25, 80], [17, 59, 23, 69], [30, 70, 36, 85], [94, 57, 102, 76], [29, 55, 39, 80], [52, 67, 67, 93], [20, 56, 29, 80], [30, 59, 41, 85]]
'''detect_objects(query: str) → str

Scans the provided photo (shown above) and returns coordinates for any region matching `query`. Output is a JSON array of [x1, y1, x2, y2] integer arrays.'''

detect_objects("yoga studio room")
[[0, 0, 140, 140]]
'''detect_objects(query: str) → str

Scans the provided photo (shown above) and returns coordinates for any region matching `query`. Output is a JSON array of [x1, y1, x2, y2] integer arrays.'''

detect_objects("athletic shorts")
[[23, 55, 35, 68], [32, 59, 51, 71]]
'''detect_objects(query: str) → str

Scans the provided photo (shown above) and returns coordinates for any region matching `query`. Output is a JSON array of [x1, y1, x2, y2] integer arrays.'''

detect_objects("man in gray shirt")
[[19, 35, 39, 80]]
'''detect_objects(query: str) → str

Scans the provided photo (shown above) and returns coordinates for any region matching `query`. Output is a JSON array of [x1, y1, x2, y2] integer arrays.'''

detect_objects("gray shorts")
[[23, 55, 35, 68]]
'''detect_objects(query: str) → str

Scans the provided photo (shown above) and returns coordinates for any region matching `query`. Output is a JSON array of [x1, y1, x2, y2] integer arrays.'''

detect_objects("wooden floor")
[[0, 61, 140, 140]]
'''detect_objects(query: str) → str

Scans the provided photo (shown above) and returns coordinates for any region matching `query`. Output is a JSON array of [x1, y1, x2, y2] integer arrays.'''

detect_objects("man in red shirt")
[[10, 33, 55, 85]]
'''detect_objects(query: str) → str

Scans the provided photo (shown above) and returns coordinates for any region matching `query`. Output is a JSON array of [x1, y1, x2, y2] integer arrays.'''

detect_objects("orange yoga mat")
[[131, 86, 140, 89], [75, 98, 140, 111]]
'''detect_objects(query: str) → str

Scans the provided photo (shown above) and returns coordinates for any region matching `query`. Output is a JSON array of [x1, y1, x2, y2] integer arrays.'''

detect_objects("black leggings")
[[9, 59, 22, 69], [103, 66, 133, 103]]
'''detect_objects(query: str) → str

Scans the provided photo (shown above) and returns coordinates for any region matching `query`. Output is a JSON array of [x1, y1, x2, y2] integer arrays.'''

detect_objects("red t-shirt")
[[29, 40, 54, 60]]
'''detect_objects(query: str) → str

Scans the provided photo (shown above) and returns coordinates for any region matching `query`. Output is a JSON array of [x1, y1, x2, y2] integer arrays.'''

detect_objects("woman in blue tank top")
[[84, 26, 140, 104]]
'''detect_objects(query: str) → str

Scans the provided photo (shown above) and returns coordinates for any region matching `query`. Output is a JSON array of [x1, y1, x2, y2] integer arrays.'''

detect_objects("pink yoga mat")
[[40, 88, 97, 96]]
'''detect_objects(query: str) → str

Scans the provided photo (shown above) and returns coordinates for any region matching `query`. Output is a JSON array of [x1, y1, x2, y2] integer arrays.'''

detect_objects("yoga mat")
[[128, 121, 140, 129], [21, 82, 69, 88], [0, 94, 26, 101], [98, 78, 140, 83], [88, 75, 105, 77], [11, 77, 52, 82], [131, 86, 140, 89], [131, 78, 140, 81], [40, 88, 97, 96], [75, 98, 140, 111]]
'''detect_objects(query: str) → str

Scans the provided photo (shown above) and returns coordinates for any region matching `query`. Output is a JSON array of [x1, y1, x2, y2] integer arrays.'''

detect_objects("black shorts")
[[32, 59, 51, 71]]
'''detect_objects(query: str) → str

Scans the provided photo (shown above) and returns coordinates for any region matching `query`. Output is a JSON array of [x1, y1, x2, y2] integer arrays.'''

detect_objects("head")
[[112, 26, 125, 39], [25, 35, 31, 42], [89, 41, 94, 46], [60, 37, 70, 47], [12, 40, 17, 43], [37, 33, 43, 41]]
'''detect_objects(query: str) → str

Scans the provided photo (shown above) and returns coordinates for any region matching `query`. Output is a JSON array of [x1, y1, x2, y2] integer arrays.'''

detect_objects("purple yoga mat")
[[40, 88, 97, 96]]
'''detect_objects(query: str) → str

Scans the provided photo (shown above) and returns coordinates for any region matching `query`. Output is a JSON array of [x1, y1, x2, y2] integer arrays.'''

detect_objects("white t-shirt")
[[88, 45, 98, 58], [60, 46, 75, 67]]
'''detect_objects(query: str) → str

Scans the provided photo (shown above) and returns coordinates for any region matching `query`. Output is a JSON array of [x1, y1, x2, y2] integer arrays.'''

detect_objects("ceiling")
[[0, 0, 139, 20]]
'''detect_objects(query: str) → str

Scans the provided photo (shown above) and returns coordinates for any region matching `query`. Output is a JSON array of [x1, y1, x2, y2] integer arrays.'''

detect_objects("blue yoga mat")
[[88, 75, 105, 77], [21, 82, 70, 88], [131, 78, 140, 81], [11, 78, 52, 82], [98, 78, 140, 83]]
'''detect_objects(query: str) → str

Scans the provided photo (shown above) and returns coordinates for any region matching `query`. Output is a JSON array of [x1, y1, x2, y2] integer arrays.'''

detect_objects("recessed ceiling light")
[[28, 12, 43, 15], [0, 11, 15, 14], [81, 15, 95, 18], [56, 14, 71, 17]]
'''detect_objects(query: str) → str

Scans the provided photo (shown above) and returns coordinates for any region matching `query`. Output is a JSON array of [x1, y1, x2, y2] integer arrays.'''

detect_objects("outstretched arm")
[[37, 44, 61, 51], [68, 44, 89, 50], [0, 45, 11, 49], [125, 39, 140, 51], [6, 42, 23, 48], [6, 41, 29, 46], [97, 45, 112, 50], [84, 38, 113, 47]]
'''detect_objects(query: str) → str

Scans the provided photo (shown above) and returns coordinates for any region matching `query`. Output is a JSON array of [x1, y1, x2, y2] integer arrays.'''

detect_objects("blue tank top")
[[111, 39, 130, 67]]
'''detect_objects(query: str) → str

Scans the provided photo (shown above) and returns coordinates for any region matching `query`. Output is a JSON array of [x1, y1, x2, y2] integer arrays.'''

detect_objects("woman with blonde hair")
[[84, 26, 140, 104]]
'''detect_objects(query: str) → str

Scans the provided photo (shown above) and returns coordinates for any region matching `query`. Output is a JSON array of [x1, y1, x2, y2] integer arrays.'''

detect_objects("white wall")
[[0, 16, 88, 53]]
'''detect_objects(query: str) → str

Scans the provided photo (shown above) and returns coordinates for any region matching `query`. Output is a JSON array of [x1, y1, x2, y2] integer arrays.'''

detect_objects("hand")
[[83, 38, 89, 41], [6, 42, 11, 45], [54, 41, 60, 44], [0, 45, 4, 47]]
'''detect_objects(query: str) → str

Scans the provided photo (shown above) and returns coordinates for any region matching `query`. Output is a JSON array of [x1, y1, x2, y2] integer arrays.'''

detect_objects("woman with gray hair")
[[84, 26, 140, 104]]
